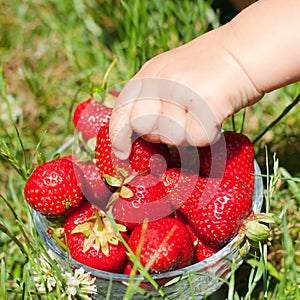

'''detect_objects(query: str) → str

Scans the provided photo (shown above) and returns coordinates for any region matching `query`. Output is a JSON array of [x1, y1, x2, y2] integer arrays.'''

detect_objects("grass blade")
[[253, 93, 300, 144], [0, 223, 27, 259], [0, 259, 7, 300], [279, 167, 300, 204]]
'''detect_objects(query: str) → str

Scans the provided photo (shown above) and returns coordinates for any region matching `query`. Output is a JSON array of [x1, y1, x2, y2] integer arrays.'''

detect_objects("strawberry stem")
[[106, 191, 120, 211], [104, 168, 143, 210], [49, 227, 68, 251], [93, 209, 104, 231], [101, 58, 118, 91]]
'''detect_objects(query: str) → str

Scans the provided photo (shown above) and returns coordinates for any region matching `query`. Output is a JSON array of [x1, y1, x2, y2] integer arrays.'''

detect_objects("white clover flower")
[[62, 267, 97, 300], [46, 276, 58, 292], [66, 285, 77, 297], [31, 252, 61, 293], [31, 252, 97, 299], [33, 281, 46, 293]]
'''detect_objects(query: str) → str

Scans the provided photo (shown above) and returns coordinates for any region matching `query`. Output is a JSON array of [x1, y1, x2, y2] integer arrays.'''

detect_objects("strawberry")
[[111, 174, 173, 231], [160, 168, 201, 213], [169, 176, 253, 246], [77, 161, 112, 210], [95, 121, 170, 178], [186, 224, 220, 262], [73, 98, 112, 141], [24, 158, 84, 216], [127, 217, 194, 274], [194, 237, 220, 262], [64, 200, 128, 273], [173, 211, 221, 262], [73, 99, 92, 128], [199, 131, 255, 192], [160, 168, 200, 194]]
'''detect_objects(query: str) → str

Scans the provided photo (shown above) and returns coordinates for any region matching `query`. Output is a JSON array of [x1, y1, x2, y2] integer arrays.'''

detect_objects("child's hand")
[[109, 30, 261, 159], [109, 0, 300, 159]]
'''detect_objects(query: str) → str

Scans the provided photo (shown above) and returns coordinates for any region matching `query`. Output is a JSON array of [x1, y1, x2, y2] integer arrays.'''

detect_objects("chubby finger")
[[185, 112, 221, 147], [109, 103, 133, 160], [157, 99, 187, 145], [184, 95, 222, 146], [109, 80, 142, 160], [129, 78, 164, 144], [130, 99, 161, 138], [130, 78, 188, 146]]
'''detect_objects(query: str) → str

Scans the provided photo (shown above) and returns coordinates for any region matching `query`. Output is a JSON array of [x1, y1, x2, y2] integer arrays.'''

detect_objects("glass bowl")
[[33, 161, 263, 300]]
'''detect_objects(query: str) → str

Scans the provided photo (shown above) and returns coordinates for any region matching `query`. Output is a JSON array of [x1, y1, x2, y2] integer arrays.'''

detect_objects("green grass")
[[0, 0, 299, 299]]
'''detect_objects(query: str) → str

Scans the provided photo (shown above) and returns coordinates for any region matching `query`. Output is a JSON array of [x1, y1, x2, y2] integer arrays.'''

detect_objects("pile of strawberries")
[[24, 91, 258, 277]]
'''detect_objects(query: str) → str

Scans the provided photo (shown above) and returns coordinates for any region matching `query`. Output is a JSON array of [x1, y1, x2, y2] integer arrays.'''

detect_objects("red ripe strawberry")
[[169, 176, 253, 246], [123, 262, 133, 275], [77, 161, 112, 210], [199, 131, 255, 192], [186, 225, 220, 262], [160, 168, 201, 213], [127, 217, 194, 274], [24, 158, 84, 216], [160, 168, 200, 194], [73, 99, 92, 127], [64, 200, 128, 273], [73, 98, 112, 141], [111, 174, 173, 231], [95, 121, 170, 178], [194, 237, 220, 262]]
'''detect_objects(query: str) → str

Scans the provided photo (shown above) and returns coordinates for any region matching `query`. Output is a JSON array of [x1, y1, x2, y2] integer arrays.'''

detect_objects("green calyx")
[[87, 57, 118, 104], [103, 167, 138, 188], [103, 167, 142, 210], [244, 213, 275, 242], [234, 212, 275, 257], [71, 209, 126, 257]]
